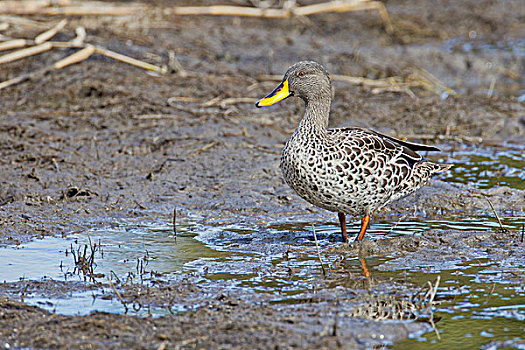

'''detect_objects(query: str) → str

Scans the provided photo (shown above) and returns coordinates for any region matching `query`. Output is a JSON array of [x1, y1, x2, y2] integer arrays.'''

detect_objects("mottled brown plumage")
[[256, 61, 451, 242]]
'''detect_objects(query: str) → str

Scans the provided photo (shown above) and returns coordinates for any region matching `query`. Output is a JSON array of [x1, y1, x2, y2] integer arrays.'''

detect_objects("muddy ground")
[[0, 0, 524, 348]]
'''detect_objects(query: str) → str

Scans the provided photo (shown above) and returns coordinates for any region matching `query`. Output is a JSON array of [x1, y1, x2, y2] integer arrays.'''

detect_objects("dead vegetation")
[[0, 19, 165, 91], [1, 0, 456, 96], [0, 0, 523, 348]]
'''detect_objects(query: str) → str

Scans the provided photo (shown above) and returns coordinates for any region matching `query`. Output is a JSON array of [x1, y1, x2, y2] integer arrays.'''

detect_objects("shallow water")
[[1, 216, 524, 325], [1, 147, 524, 347], [432, 143, 525, 190], [392, 260, 525, 349]]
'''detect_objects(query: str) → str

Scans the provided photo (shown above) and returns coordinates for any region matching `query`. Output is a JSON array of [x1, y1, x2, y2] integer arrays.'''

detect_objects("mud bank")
[[0, 0, 524, 348]]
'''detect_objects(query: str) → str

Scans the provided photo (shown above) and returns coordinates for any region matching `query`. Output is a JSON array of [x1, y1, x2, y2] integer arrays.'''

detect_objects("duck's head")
[[256, 61, 331, 108]]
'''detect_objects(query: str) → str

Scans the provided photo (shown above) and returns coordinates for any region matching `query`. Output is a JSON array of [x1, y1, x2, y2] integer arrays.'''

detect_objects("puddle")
[[0, 224, 235, 316], [432, 143, 525, 190], [1, 215, 523, 309], [391, 261, 525, 349], [0, 146, 523, 344]]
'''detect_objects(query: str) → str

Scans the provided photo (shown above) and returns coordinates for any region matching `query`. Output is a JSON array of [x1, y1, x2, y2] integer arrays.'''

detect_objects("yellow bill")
[[255, 79, 292, 107]]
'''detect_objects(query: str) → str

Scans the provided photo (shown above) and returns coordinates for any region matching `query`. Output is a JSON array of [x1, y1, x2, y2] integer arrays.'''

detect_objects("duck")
[[256, 61, 451, 243]]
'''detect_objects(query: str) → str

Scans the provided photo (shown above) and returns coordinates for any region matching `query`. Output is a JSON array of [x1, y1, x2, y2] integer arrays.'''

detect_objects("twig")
[[169, 0, 393, 33], [0, 39, 28, 52], [387, 214, 406, 234], [197, 140, 220, 153], [0, 66, 53, 90], [0, 15, 50, 29], [294, 0, 393, 33], [312, 225, 327, 277], [0, 1, 144, 16], [34, 19, 67, 44], [0, 0, 71, 14], [486, 78, 496, 98], [484, 282, 496, 305], [171, 5, 284, 17], [0, 37, 165, 90], [172, 208, 177, 240], [428, 276, 440, 306], [133, 114, 184, 120], [167, 96, 201, 104], [94, 46, 165, 73], [54, 45, 95, 69], [70, 26, 86, 46], [483, 195, 506, 233], [107, 276, 128, 313], [0, 42, 52, 64]]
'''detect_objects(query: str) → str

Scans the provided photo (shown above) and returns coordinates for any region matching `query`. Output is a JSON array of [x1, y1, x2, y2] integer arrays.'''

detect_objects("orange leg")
[[359, 257, 371, 278], [338, 212, 349, 243], [355, 215, 370, 242]]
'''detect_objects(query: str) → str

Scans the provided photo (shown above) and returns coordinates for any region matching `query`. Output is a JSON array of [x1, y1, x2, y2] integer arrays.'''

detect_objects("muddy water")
[[0, 144, 523, 348], [435, 143, 525, 190], [1, 215, 524, 347]]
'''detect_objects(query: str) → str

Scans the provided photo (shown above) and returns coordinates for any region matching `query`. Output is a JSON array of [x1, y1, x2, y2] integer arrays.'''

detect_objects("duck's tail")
[[433, 163, 454, 173], [391, 161, 452, 201]]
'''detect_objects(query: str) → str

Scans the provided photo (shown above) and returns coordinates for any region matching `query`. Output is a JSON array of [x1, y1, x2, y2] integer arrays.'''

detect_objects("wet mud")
[[0, 0, 524, 348]]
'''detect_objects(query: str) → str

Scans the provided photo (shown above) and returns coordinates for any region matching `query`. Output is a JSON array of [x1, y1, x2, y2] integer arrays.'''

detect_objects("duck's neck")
[[298, 98, 331, 134]]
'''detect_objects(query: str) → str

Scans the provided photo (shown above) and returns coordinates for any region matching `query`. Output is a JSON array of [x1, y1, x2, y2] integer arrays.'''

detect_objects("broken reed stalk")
[[94, 46, 165, 72], [0, 39, 28, 52], [484, 282, 496, 305], [412, 67, 457, 97], [0, 0, 393, 35], [170, 0, 393, 33], [107, 276, 129, 313], [312, 225, 327, 277], [54, 45, 95, 69], [34, 18, 67, 44], [70, 26, 86, 46], [0, 41, 164, 90], [0, 18, 164, 91], [168, 50, 188, 77], [0, 1, 143, 16], [0, 0, 71, 14], [0, 17, 67, 59], [483, 195, 506, 233], [172, 208, 177, 240], [0, 42, 52, 64]]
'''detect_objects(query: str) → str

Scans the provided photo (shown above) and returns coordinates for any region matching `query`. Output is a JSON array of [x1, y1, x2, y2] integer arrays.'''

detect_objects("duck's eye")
[[297, 71, 306, 77]]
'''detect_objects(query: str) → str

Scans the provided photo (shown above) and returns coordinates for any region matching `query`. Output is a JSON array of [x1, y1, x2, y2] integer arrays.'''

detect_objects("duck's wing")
[[358, 128, 440, 152], [328, 127, 440, 166]]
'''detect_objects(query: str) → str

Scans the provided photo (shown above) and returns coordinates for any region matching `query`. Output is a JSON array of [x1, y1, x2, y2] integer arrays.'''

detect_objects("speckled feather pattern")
[[274, 61, 450, 217], [281, 126, 447, 216]]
